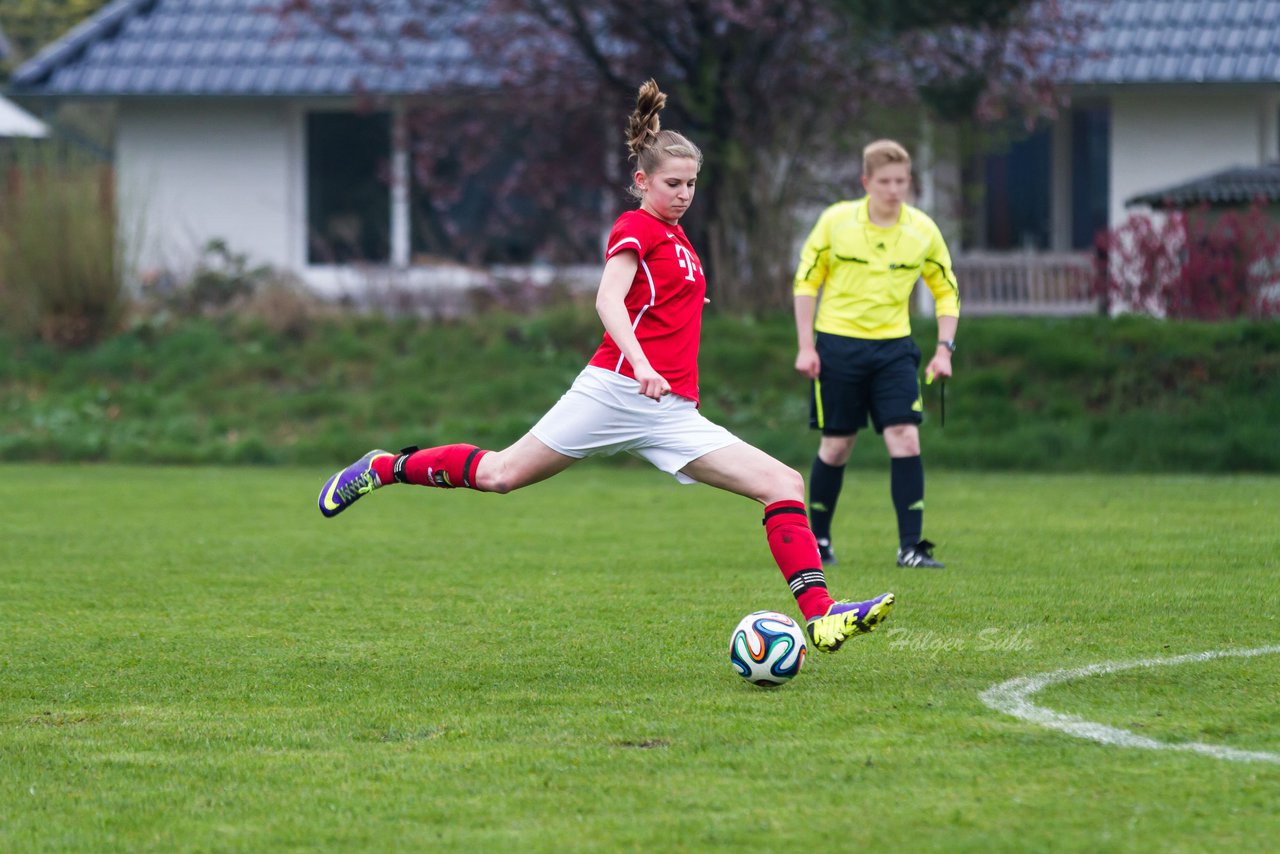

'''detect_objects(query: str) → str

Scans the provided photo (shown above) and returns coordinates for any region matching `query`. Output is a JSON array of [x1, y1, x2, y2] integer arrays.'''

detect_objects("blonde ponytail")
[[624, 79, 702, 200]]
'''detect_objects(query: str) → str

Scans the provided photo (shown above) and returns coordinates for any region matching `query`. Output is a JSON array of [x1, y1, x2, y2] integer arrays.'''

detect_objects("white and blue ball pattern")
[[729, 610, 807, 687]]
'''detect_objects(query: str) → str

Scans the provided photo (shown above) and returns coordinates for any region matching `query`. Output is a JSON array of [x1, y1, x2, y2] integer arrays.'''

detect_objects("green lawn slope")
[[2, 306, 1277, 472]]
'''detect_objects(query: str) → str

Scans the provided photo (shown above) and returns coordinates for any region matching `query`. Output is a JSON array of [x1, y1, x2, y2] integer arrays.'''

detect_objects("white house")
[[974, 0, 1280, 253], [8, 0, 504, 297], [940, 0, 1280, 312], [9, 0, 1280, 309]]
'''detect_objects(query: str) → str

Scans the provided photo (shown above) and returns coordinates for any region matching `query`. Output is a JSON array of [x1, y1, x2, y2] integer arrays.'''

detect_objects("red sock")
[[763, 500, 834, 620], [372, 445, 489, 490]]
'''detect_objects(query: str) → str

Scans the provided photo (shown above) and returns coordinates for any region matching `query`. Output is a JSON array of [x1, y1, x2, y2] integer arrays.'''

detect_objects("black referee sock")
[[808, 456, 846, 542], [891, 455, 925, 549]]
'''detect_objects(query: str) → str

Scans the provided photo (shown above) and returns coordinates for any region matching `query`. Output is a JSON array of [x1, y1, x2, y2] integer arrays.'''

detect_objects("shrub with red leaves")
[[1093, 202, 1280, 320]]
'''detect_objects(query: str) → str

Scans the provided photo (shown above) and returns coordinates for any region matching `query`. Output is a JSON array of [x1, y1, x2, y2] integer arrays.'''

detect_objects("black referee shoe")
[[816, 538, 837, 566], [897, 539, 944, 569]]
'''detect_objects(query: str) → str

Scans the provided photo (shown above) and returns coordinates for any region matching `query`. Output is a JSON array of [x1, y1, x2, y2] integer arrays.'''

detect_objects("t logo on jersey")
[[672, 243, 700, 282]]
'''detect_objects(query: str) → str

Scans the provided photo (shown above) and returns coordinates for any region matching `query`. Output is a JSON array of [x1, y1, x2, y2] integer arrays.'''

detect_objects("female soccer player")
[[318, 80, 893, 653]]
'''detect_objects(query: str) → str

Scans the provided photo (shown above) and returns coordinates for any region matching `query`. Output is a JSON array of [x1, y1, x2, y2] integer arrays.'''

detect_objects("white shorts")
[[530, 366, 741, 484]]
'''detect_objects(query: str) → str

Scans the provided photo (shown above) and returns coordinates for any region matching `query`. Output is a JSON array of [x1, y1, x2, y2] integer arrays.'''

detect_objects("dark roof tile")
[[10, 0, 488, 97], [14, 0, 1280, 96], [1065, 0, 1280, 84], [1128, 163, 1280, 207]]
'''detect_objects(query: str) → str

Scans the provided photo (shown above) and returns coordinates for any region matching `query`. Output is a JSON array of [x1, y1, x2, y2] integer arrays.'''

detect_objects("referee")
[[792, 139, 959, 569]]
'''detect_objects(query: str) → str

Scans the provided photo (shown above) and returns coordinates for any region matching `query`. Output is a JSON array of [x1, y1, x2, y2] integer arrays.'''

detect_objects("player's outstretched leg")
[[805, 592, 895, 653], [318, 449, 394, 517]]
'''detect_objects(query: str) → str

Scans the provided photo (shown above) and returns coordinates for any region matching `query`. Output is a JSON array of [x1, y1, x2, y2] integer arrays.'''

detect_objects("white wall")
[[0, 95, 48, 137], [116, 100, 297, 279], [1109, 87, 1277, 228]]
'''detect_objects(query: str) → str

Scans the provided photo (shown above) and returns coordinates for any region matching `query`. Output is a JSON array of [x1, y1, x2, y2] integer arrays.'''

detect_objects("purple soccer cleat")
[[805, 592, 895, 652], [317, 449, 394, 518]]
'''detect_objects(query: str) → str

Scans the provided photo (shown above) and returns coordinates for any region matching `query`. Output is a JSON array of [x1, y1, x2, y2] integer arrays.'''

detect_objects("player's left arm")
[[922, 223, 960, 382], [595, 251, 670, 400], [926, 314, 957, 382]]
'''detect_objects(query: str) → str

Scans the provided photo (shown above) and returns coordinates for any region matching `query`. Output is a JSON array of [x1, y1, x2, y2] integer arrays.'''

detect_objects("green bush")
[[1, 308, 1277, 472]]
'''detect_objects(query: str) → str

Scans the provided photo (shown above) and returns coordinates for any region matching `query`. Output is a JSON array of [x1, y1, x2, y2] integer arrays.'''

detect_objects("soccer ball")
[[729, 610, 807, 687]]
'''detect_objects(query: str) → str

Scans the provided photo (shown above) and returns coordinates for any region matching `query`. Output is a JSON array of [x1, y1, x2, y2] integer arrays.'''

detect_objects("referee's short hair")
[[863, 139, 911, 177]]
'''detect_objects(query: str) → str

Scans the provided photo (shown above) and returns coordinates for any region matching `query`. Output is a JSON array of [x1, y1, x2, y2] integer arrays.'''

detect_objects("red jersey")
[[588, 209, 707, 403]]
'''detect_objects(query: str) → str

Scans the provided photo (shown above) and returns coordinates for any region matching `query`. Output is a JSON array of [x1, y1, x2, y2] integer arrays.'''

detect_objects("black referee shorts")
[[809, 332, 923, 435]]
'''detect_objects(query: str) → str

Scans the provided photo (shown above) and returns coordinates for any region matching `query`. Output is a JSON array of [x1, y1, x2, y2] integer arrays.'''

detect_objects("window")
[[1070, 107, 1110, 250], [984, 129, 1052, 250], [305, 106, 606, 268], [405, 105, 607, 266], [408, 131, 546, 265], [306, 112, 391, 264]]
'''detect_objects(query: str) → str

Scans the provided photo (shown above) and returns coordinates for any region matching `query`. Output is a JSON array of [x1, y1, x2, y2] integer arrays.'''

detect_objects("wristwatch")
[[940, 339, 957, 353]]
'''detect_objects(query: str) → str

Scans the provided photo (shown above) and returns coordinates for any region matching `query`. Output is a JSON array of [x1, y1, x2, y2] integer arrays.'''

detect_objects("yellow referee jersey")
[[793, 198, 960, 339]]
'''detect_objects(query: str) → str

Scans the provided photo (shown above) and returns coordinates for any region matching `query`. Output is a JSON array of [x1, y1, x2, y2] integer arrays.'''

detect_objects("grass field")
[[2, 463, 1278, 852]]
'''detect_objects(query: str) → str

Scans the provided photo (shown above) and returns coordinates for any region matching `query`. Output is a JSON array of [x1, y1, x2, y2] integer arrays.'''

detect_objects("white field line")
[[979, 645, 1280, 764]]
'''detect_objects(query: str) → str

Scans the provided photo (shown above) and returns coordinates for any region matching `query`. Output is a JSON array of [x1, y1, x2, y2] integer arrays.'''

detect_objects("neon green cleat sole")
[[806, 592, 895, 652]]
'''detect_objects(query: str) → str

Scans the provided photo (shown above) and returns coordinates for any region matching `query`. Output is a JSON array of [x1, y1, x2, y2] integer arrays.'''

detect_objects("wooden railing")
[[949, 251, 1099, 316]]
